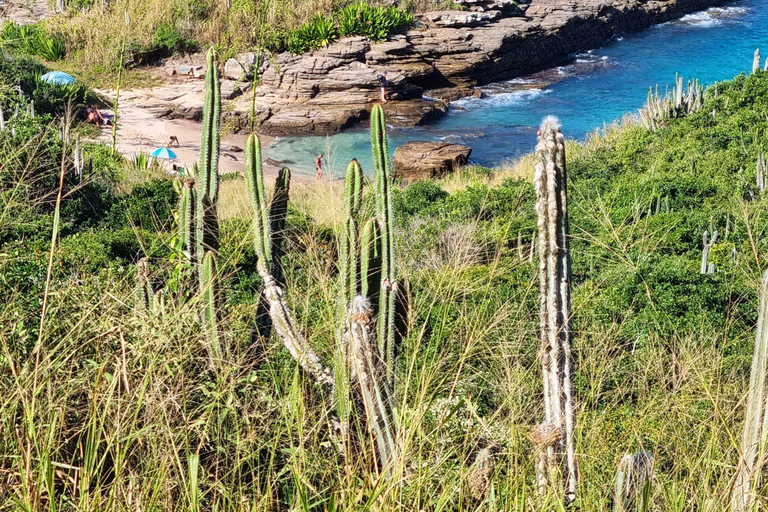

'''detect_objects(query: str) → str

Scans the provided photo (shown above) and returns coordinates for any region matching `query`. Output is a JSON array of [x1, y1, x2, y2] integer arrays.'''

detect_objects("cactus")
[[371, 104, 397, 387], [245, 132, 334, 390], [270, 167, 291, 286], [731, 271, 768, 512], [532, 116, 578, 502], [753, 48, 761, 74], [614, 451, 654, 512], [701, 230, 718, 275], [340, 159, 364, 308], [196, 47, 221, 272], [348, 295, 397, 474], [639, 75, 702, 131], [757, 147, 765, 192], [178, 178, 195, 259]]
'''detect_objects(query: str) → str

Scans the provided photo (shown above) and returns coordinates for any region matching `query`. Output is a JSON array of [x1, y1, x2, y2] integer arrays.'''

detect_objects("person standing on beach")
[[378, 72, 388, 103], [315, 153, 324, 181]]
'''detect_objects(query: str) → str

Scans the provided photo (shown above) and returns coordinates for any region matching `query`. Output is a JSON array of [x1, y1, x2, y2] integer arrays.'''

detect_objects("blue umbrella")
[[150, 147, 177, 160], [40, 71, 76, 85]]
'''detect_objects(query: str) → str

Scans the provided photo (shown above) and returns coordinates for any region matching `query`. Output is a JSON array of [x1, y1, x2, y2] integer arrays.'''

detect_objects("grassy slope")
[[3, 69, 768, 510]]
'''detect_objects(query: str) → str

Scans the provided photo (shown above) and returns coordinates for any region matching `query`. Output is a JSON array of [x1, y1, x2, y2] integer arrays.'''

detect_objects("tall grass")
[[5, 70, 768, 511]]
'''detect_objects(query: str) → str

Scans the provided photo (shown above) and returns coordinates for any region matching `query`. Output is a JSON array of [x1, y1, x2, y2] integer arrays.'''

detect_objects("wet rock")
[[393, 141, 471, 181]]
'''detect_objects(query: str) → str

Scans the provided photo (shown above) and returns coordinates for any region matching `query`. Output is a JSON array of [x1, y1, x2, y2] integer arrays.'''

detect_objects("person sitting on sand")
[[169, 135, 180, 147], [315, 153, 324, 181], [378, 72, 388, 103], [86, 106, 105, 126]]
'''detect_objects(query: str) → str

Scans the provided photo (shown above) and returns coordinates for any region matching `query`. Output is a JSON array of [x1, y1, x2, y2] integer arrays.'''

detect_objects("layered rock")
[[244, 0, 728, 136], [393, 141, 472, 181], [138, 0, 728, 136]]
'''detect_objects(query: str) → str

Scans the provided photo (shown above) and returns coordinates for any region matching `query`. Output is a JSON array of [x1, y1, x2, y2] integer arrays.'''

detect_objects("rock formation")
[[393, 141, 472, 181]]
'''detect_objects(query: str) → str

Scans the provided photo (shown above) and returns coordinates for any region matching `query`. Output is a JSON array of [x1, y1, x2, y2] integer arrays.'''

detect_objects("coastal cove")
[[263, 0, 766, 176]]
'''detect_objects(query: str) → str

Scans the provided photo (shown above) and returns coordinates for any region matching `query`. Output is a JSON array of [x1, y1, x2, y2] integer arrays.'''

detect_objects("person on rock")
[[378, 72, 388, 103], [315, 153, 324, 181]]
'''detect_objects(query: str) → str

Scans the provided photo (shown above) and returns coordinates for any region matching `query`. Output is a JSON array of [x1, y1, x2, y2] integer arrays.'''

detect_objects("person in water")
[[315, 153, 324, 181], [378, 72, 388, 103]]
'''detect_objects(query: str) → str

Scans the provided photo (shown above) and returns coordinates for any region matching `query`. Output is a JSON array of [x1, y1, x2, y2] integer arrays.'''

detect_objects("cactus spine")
[[532, 116, 578, 502], [371, 105, 397, 386], [731, 271, 768, 512]]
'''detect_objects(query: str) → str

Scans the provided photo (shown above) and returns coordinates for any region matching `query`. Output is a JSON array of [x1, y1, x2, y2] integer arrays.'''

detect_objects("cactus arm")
[[196, 47, 221, 274], [245, 133, 272, 274], [360, 218, 382, 300], [348, 296, 397, 475], [270, 167, 291, 285], [178, 179, 195, 260], [371, 105, 397, 384]]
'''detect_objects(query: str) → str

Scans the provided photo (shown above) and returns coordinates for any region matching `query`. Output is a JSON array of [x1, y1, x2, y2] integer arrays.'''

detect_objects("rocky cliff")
[[202, 0, 730, 136]]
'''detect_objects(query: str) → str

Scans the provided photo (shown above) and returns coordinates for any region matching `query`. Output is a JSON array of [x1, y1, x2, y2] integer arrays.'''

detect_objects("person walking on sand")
[[315, 153, 324, 181], [378, 72, 388, 103]]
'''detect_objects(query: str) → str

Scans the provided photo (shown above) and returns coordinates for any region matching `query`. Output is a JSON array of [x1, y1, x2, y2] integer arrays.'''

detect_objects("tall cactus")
[[371, 105, 397, 386], [731, 271, 768, 512], [193, 46, 221, 345], [340, 159, 364, 309], [757, 147, 765, 193], [196, 47, 221, 272], [245, 133, 334, 390], [532, 116, 578, 502], [753, 48, 761, 74]]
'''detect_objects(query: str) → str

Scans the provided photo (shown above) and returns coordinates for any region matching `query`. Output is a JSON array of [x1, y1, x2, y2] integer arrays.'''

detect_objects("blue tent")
[[150, 147, 178, 160], [40, 71, 76, 85]]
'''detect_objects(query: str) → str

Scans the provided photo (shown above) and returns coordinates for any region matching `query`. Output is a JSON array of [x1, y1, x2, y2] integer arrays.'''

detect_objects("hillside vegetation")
[[9, 0, 447, 76], [3, 50, 768, 510]]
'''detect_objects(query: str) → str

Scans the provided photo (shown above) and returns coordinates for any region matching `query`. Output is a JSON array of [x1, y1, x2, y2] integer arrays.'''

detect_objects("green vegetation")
[[0, 22, 66, 61], [44, 0, 426, 73], [7, 51, 768, 510], [287, 3, 413, 54]]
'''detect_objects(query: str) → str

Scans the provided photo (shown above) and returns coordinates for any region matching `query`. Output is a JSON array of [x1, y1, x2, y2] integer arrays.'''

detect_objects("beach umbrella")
[[40, 71, 76, 85], [150, 147, 178, 160]]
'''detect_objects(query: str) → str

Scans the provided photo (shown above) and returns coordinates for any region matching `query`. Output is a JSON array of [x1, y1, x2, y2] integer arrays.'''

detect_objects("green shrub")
[[152, 22, 197, 55], [1, 22, 65, 61], [337, 2, 413, 41], [104, 179, 178, 232], [287, 14, 338, 54], [287, 2, 412, 54]]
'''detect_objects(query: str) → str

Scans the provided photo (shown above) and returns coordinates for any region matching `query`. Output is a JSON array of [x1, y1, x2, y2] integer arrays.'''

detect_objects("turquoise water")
[[263, 1, 766, 177]]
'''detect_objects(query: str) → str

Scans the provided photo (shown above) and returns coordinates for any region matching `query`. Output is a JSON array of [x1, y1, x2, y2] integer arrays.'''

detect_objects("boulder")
[[224, 58, 245, 81], [393, 141, 471, 181]]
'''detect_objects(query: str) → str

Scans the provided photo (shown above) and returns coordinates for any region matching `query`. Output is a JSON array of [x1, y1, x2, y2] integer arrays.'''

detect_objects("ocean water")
[[263, 1, 767, 177]]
